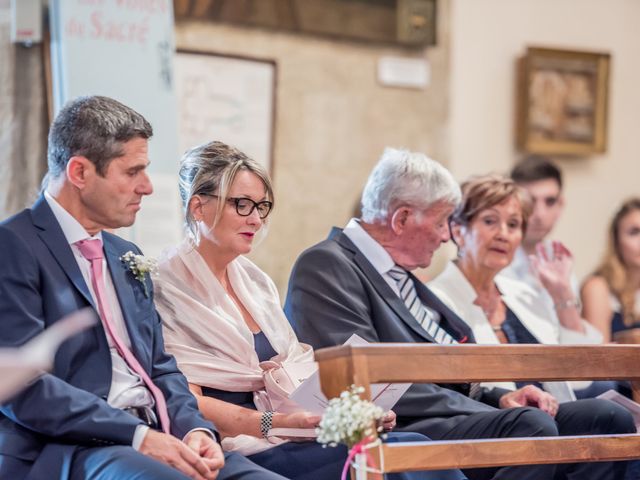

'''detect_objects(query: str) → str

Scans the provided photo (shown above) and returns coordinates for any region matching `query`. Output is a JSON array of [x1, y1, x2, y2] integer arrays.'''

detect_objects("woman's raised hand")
[[529, 241, 575, 301]]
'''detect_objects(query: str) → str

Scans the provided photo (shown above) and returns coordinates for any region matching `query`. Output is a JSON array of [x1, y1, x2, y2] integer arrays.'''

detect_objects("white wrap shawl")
[[154, 240, 315, 455]]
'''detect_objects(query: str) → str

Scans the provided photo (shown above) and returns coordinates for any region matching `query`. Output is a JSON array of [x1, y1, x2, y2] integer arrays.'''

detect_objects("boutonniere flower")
[[119, 251, 158, 298]]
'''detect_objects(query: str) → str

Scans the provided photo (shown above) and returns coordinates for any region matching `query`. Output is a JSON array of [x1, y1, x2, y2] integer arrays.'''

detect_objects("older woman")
[[428, 175, 610, 398], [429, 175, 637, 479], [154, 141, 466, 480], [582, 198, 640, 342]]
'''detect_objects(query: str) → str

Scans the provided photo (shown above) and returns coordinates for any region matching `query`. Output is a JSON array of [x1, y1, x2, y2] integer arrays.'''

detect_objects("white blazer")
[[429, 262, 600, 399]]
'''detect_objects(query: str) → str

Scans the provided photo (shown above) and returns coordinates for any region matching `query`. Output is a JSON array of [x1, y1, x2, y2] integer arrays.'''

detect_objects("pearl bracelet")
[[260, 410, 274, 438]]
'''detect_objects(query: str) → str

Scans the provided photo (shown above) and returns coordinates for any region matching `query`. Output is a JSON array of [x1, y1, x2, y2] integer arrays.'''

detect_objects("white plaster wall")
[[448, 0, 640, 281]]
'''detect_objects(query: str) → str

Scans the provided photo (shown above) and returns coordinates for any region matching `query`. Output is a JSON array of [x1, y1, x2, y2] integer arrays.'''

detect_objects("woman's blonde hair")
[[178, 141, 273, 239], [593, 198, 640, 327], [450, 174, 532, 233]]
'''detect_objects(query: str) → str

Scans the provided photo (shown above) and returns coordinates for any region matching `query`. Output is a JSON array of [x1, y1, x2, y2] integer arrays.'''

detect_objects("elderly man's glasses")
[[202, 194, 273, 219]]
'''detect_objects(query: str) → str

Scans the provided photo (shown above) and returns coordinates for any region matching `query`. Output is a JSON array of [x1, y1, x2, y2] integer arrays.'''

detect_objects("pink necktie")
[[75, 238, 170, 434]]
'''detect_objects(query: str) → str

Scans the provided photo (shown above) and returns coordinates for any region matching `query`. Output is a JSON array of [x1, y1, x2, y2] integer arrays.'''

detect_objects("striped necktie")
[[388, 266, 482, 399], [388, 266, 456, 344]]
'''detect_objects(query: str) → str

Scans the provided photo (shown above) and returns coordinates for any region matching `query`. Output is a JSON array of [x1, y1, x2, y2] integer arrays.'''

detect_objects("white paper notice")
[[289, 334, 411, 414]]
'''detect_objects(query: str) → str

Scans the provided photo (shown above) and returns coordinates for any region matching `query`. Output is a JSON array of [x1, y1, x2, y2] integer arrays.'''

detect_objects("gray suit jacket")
[[284, 227, 509, 438]]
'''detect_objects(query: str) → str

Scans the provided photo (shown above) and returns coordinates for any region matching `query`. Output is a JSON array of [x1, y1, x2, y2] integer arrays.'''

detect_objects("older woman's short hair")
[[360, 147, 461, 223], [178, 141, 273, 238], [450, 174, 532, 233]]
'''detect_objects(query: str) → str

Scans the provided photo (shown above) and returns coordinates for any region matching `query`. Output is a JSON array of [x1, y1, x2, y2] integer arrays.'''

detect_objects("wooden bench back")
[[315, 343, 640, 472]]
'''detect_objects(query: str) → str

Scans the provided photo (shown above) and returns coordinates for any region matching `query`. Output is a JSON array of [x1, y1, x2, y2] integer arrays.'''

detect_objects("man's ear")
[[390, 207, 410, 234], [66, 156, 93, 189]]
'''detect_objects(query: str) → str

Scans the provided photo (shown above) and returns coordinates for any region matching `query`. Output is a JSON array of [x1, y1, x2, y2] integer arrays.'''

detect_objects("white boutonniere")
[[119, 251, 158, 298]]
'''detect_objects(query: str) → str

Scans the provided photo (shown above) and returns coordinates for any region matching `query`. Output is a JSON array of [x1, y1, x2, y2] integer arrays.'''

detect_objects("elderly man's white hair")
[[360, 147, 461, 223]]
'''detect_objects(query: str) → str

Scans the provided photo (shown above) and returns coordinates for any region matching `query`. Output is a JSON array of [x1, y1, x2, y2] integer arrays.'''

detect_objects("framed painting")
[[517, 47, 610, 156], [175, 50, 277, 174]]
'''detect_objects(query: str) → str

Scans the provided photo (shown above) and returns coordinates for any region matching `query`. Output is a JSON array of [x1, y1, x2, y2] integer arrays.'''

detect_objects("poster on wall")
[[175, 51, 276, 174], [48, 0, 182, 255]]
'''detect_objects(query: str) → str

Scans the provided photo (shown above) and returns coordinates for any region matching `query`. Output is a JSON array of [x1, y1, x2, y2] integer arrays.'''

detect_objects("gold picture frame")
[[517, 47, 610, 156]]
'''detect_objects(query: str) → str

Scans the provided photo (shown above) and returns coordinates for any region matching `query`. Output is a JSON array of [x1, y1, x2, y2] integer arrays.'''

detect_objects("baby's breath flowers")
[[120, 251, 158, 298], [316, 385, 385, 448]]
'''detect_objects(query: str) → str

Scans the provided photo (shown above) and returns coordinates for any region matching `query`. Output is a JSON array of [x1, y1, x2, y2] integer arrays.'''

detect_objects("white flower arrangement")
[[316, 385, 385, 448], [120, 251, 158, 298]]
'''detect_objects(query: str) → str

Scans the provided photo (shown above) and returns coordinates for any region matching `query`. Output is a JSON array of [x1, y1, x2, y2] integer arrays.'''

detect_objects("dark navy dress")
[[500, 309, 617, 399], [611, 311, 640, 337], [201, 332, 277, 409], [201, 332, 466, 480]]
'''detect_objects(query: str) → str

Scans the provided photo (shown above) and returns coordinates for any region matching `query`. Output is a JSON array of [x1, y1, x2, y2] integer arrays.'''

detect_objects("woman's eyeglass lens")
[[232, 197, 272, 219], [202, 194, 272, 219]]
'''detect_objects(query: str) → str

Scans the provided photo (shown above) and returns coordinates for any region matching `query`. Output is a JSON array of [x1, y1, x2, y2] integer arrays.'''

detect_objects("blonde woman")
[[582, 198, 640, 342]]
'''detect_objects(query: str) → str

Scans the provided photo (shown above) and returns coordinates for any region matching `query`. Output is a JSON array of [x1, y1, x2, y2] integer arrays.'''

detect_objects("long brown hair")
[[594, 198, 640, 326]]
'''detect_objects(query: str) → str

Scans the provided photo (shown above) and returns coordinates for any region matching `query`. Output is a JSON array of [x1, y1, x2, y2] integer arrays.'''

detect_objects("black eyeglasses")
[[202, 194, 273, 219]]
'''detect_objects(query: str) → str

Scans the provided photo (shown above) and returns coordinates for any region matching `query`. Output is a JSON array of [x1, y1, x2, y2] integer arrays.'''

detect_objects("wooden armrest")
[[315, 343, 640, 473], [614, 328, 640, 345], [315, 343, 640, 399], [379, 435, 640, 472]]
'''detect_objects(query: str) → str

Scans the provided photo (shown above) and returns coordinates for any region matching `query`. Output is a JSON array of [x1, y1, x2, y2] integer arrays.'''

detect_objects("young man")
[[501, 155, 602, 345], [0, 96, 286, 480]]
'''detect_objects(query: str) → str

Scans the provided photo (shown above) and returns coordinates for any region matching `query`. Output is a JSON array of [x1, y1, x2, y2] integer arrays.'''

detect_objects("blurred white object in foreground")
[[0, 309, 97, 402]]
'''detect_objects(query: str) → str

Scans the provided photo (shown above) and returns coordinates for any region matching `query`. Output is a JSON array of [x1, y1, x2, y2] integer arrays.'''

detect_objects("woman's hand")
[[530, 241, 574, 302], [530, 241, 587, 333], [272, 411, 321, 442]]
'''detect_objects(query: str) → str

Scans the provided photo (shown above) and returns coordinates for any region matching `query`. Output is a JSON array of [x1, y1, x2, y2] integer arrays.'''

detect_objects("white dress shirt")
[[45, 191, 152, 448], [343, 218, 400, 294]]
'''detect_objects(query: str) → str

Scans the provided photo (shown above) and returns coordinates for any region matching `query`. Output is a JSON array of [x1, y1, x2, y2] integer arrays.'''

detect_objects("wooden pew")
[[613, 329, 640, 402], [614, 328, 640, 346], [315, 344, 640, 473]]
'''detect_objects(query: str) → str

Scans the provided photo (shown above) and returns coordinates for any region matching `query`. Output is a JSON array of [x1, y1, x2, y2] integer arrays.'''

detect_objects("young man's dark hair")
[[510, 155, 563, 189]]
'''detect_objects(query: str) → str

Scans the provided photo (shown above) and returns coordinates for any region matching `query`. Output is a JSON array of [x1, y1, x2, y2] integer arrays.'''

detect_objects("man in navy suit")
[[0, 96, 286, 480], [285, 148, 635, 480]]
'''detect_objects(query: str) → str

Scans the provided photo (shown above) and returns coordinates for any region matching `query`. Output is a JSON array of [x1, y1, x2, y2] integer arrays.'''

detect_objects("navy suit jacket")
[[0, 196, 215, 478], [284, 228, 509, 438]]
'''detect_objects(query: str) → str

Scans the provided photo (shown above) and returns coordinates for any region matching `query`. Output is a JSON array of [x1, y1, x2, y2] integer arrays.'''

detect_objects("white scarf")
[[154, 239, 314, 454]]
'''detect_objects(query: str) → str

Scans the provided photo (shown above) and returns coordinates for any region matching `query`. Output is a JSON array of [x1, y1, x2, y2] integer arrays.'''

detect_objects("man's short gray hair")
[[47, 95, 153, 178], [360, 147, 461, 223]]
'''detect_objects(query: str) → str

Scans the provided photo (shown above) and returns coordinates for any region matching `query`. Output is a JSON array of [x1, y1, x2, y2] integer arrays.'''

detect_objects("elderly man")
[[284, 148, 634, 480], [0, 96, 286, 480]]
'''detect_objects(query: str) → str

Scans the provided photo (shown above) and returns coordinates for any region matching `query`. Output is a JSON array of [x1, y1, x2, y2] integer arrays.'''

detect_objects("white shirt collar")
[[44, 190, 102, 245], [343, 218, 396, 275]]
